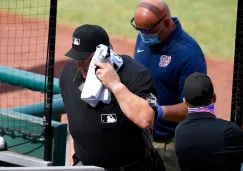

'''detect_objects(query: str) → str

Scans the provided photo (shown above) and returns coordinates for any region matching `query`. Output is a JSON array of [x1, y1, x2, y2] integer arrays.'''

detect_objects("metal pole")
[[230, 0, 243, 127], [44, 0, 58, 161]]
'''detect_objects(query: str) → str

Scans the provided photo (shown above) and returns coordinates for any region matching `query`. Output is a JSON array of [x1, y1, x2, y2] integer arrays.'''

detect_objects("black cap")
[[183, 72, 214, 106], [65, 24, 110, 60]]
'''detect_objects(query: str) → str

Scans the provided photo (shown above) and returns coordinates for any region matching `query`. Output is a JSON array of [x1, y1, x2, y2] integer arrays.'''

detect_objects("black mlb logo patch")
[[72, 37, 80, 45], [101, 114, 117, 123]]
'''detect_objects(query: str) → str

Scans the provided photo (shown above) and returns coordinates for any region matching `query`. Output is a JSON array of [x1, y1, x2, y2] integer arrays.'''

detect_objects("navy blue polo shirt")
[[134, 17, 207, 137]]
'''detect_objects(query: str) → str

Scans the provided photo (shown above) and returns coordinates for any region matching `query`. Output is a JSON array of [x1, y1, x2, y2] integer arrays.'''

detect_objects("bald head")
[[134, 0, 171, 28], [132, 0, 175, 44]]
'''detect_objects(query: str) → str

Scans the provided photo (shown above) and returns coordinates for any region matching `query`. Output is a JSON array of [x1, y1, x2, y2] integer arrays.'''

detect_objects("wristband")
[[157, 105, 163, 119], [145, 93, 161, 119]]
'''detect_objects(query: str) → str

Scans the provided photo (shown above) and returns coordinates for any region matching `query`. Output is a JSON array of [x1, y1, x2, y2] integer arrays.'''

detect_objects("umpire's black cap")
[[183, 72, 214, 106], [65, 24, 110, 60]]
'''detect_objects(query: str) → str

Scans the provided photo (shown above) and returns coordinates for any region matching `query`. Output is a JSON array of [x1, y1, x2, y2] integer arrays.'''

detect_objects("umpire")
[[175, 72, 243, 171], [59, 24, 165, 171]]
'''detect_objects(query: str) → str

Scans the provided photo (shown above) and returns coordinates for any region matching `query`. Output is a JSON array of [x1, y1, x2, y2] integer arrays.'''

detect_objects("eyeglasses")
[[130, 14, 167, 34]]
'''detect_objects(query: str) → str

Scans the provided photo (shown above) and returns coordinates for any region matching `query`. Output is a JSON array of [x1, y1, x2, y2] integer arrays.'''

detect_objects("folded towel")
[[80, 44, 123, 107]]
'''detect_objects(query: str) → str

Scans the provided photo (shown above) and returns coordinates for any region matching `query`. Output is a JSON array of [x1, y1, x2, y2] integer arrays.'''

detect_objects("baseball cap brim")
[[65, 48, 92, 60]]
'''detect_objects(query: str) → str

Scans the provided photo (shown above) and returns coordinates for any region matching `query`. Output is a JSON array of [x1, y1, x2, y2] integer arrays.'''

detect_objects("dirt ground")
[[0, 12, 234, 165]]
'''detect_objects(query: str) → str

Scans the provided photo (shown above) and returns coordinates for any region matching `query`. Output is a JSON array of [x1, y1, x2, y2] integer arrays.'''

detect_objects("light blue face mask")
[[140, 32, 160, 45]]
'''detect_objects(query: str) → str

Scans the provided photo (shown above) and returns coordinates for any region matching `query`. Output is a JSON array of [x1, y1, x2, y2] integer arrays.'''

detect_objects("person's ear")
[[163, 17, 171, 27], [213, 93, 216, 103], [165, 18, 170, 26], [183, 98, 188, 106]]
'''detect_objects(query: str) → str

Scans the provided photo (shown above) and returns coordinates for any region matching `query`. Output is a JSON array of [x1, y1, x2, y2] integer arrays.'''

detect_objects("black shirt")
[[175, 112, 243, 171], [59, 55, 157, 168]]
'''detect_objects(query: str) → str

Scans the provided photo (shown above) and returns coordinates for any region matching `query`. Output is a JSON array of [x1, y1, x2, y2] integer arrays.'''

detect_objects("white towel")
[[80, 44, 123, 107]]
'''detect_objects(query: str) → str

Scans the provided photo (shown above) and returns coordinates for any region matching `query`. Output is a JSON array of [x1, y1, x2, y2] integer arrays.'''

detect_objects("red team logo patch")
[[159, 55, 171, 67]]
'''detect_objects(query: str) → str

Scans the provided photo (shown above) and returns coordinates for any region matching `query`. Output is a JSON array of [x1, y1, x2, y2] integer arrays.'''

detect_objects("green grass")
[[1, 0, 238, 60], [1, 0, 50, 20]]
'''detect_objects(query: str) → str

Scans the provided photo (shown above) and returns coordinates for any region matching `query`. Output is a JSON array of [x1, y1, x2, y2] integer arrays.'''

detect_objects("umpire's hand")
[[94, 59, 121, 90]]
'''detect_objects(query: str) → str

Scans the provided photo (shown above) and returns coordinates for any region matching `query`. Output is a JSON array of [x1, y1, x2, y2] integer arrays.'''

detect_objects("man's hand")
[[95, 61, 155, 128], [94, 60, 121, 89]]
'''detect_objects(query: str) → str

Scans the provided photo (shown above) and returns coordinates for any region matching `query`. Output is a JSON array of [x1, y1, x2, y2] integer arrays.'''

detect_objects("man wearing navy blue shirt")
[[131, 0, 207, 171]]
